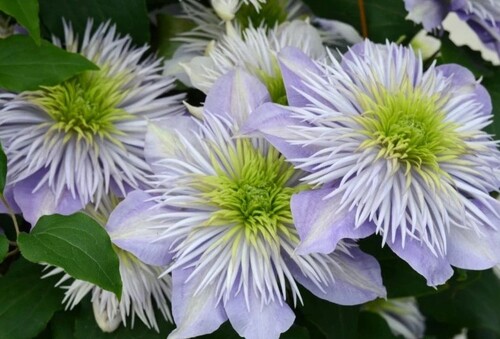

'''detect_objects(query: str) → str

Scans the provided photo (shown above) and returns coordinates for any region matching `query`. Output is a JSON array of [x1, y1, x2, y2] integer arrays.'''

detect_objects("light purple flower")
[[404, 0, 500, 55], [0, 20, 184, 225], [243, 42, 500, 286], [114, 69, 385, 339]]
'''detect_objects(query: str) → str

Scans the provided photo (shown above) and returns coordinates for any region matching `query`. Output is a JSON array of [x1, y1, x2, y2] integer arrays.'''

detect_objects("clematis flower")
[[364, 298, 425, 339], [164, 0, 360, 85], [0, 20, 184, 224], [243, 41, 500, 286], [45, 192, 172, 333], [404, 0, 500, 55], [114, 69, 385, 339], [183, 20, 326, 99]]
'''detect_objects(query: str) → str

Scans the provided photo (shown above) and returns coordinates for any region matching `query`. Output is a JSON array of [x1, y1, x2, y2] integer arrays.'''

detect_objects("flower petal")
[[240, 102, 318, 162], [168, 267, 228, 339], [278, 47, 326, 107], [204, 68, 270, 128], [13, 172, 83, 225], [291, 246, 386, 305], [145, 116, 204, 175], [404, 0, 449, 31], [387, 234, 454, 287], [446, 200, 500, 269], [106, 190, 173, 266], [292, 188, 375, 255], [225, 290, 295, 339]]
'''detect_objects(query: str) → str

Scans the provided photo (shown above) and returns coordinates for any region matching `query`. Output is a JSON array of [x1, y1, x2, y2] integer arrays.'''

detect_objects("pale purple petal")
[[404, 0, 450, 30], [106, 190, 173, 266], [436, 64, 492, 115], [446, 200, 500, 269], [13, 173, 83, 226], [144, 116, 203, 175], [290, 246, 386, 305], [292, 188, 375, 255], [387, 234, 454, 287], [204, 68, 271, 128], [278, 47, 327, 107], [225, 290, 295, 339], [168, 267, 227, 339], [240, 102, 318, 162]]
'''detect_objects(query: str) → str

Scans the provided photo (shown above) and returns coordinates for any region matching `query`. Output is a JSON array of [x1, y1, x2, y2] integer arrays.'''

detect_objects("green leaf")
[[0, 35, 98, 92], [39, 0, 150, 45], [0, 0, 41, 44], [303, 0, 419, 43], [298, 288, 359, 339], [0, 234, 8, 262], [419, 270, 500, 335], [50, 310, 78, 339], [17, 213, 122, 297], [357, 312, 397, 338], [0, 258, 64, 339], [73, 299, 174, 338], [0, 143, 7, 194]]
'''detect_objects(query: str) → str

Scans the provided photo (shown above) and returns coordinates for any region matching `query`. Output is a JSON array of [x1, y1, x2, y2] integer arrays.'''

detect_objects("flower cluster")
[[0, 0, 500, 338]]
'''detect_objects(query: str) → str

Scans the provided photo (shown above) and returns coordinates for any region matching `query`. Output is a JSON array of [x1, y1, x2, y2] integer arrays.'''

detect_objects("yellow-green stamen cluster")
[[30, 67, 132, 144], [356, 83, 467, 180], [235, 0, 288, 29], [192, 139, 303, 244]]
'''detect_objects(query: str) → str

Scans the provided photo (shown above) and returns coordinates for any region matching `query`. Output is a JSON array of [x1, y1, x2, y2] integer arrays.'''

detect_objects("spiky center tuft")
[[192, 139, 302, 243], [235, 0, 288, 29], [356, 83, 467, 178], [30, 67, 132, 144]]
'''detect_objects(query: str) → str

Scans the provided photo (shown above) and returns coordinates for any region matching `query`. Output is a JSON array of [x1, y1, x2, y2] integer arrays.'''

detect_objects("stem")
[[5, 248, 19, 258], [0, 194, 19, 236], [358, 0, 369, 38]]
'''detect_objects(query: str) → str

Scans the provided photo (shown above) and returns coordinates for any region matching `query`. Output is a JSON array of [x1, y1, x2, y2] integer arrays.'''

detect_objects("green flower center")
[[235, 0, 288, 29], [356, 83, 467, 178], [30, 66, 132, 144], [193, 139, 304, 243]]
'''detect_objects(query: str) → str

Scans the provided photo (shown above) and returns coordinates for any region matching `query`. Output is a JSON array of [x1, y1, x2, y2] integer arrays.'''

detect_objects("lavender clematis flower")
[[115, 69, 386, 339], [44, 192, 172, 333], [0, 20, 184, 225], [243, 42, 500, 286], [404, 0, 500, 55]]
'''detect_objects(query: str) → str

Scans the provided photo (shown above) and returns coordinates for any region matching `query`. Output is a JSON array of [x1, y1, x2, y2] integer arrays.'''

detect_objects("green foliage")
[[419, 270, 500, 335], [18, 213, 122, 298], [39, 0, 150, 45], [0, 35, 98, 92], [0, 234, 8, 262], [0, 259, 65, 339], [0, 0, 41, 44]]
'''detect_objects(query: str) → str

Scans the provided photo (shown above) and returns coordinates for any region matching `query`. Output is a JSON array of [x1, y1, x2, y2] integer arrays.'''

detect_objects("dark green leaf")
[[0, 143, 7, 194], [39, 0, 150, 45], [419, 270, 500, 335], [298, 287, 359, 339], [281, 325, 310, 339], [0, 258, 64, 339], [50, 310, 77, 339], [0, 35, 98, 92], [18, 213, 122, 297], [0, 234, 8, 262], [304, 0, 419, 43], [0, 0, 41, 44], [357, 312, 398, 338], [74, 299, 174, 338]]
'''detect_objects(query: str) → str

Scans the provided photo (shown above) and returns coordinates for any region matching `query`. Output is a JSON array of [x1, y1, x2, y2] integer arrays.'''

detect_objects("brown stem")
[[358, 0, 369, 38]]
